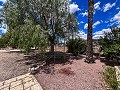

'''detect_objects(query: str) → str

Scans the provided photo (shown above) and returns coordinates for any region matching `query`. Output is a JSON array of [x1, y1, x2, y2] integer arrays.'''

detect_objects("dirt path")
[[35, 58, 106, 90], [0, 52, 29, 82]]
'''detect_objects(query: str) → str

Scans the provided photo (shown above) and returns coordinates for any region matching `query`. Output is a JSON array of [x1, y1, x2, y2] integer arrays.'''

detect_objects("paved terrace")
[[0, 73, 43, 90]]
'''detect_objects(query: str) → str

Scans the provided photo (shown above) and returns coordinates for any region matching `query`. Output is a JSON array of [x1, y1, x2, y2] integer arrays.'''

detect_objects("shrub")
[[0, 34, 9, 48], [104, 67, 118, 90], [66, 38, 86, 55], [99, 27, 120, 62], [103, 44, 120, 61]]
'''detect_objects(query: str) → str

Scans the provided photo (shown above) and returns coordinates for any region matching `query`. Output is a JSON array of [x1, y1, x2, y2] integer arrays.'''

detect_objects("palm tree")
[[86, 0, 94, 63]]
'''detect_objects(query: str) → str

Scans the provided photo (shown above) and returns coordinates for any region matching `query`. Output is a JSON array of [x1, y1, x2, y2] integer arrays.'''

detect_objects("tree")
[[65, 13, 79, 40], [86, 0, 94, 63], [99, 27, 120, 63], [3, 0, 75, 53], [0, 8, 3, 27], [2, 0, 50, 52], [0, 34, 8, 48], [99, 27, 120, 45]]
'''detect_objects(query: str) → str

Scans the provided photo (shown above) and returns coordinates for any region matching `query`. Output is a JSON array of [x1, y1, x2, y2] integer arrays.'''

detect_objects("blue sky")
[[0, 0, 120, 39], [70, 0, 120, 39]]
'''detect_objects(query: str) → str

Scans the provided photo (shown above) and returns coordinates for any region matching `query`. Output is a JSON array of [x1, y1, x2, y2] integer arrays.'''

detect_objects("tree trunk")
[[50, 43, 54, 52], [86, 0, 94, 63], [48, 34, 55, 52]]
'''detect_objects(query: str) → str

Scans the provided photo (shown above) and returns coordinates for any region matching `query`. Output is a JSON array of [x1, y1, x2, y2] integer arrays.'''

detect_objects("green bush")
[[66, 38, 86, 55], [103, 44, 120, 61], [0, 34, 9, 48], [99, 27, 120, 62], [104, 67, 118, 90]]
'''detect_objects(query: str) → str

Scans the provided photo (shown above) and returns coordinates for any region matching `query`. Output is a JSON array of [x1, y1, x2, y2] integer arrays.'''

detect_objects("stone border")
[[115, 66, 120, 89], [31, 74, 43, 90]]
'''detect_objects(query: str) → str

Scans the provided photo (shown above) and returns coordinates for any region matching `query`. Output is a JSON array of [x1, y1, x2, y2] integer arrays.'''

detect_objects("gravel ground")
[[0, 51, 29, 82], [0, 51, 106, 90], [35, 57, 106, 90]]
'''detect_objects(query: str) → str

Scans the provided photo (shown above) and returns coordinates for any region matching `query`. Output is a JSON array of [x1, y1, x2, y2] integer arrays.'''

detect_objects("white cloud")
[[94, 28, 111, 35], [94, 1, 101, 10], [105, 21, 109, 23], [69, 3, 80, 14], [110, 11, 120, 24], [84, 21, 101, 29], [93, 21, 101, 28], [77, 28, 111, 40], [0, 27, 7, 33], [93, 28, 111, 39], [100, 20, 103, 23], [103, 2, 116, 12], [116, 7, 120, 10], [93, 35, 104, 39], [0, 0, 7, 9], [107, 23, 114, 27], [84, 23, 88, 29], [80, 21, 84, 24], [81, 12, 88, 17], [0, 6, 3, 9], [77, 30, 87, 40], [0, 0, 6, 3], [69, 30, 87, 40], [0, 23, 7, 33]]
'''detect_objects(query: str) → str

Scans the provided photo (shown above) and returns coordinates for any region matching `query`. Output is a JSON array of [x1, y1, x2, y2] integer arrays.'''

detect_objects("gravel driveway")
[[35, 57, 106, 90], [0, 51, 29, 82]]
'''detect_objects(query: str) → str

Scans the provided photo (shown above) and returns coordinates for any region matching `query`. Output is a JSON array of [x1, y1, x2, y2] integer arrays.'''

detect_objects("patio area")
[[0, 73, 43, 90]]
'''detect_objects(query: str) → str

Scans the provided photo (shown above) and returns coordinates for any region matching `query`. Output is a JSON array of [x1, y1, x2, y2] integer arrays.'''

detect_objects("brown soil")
[[0, 51, 29, 82]]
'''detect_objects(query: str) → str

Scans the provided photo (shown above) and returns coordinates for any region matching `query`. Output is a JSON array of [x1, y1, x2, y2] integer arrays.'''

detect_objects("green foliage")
[[0, 33, 11, 48], [103, 44, 120, 60], [104, 67, 118, 90], [99, 27, 120, 61], [65, 13, 79, 39], [2, 0, 78, 53], [0, 37, 7, 48], [66, 38, 86, 55]]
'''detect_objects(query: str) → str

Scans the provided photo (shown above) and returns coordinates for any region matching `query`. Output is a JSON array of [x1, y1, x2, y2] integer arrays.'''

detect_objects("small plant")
[[66, 38, 86, 55], [104, 67, 118, 90]]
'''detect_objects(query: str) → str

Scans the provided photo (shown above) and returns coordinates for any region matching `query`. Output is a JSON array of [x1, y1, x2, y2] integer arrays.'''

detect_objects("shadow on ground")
[[16, 50, 120, 75], [99, 57, 120, 66]]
